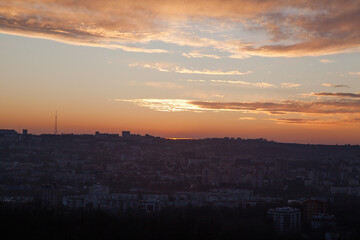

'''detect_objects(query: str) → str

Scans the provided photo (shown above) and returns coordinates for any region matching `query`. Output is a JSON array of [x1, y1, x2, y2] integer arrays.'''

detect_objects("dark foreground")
[[1, 196, 360, 240]]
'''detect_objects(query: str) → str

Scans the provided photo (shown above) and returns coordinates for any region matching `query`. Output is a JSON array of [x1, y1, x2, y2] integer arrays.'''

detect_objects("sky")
[[1, 0, 360, 144]]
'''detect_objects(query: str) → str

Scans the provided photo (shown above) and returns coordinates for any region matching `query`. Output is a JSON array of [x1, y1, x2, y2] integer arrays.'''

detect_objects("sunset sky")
[[1, 0, 360, 144]]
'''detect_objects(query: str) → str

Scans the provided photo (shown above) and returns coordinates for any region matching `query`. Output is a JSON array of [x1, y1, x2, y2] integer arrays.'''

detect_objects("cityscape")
[[1, 0, 360, 239], [1, 129, 360, 239]]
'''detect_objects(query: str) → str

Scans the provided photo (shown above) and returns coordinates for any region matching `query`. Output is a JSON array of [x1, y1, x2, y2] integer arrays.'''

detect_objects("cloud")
[[319, 59, 336, 63], [272, 118, 322, 124], [116, 97, 360, 127], [184, 79, 206, 82], [175, 67, 252, 76], [114, 99, 204, 112], [349, 72, 360, 76], [272, 117, 360, 125], [130, 63, 252, 75], [242, 39, 360, 57], [281, 83, 301, 88], [145, 82, 183, 89], [242, 5, 360, 57], [115, 45, 168, 53], [184, 79, 300, 88], [1, 1, 360, 57], [115, 98, 360, 115], [210, 79, 274, 87], [190, 100, 360, 115], [115, 97, 360, 126], [312, 92, 360, 98], [228, 54, 251, 59], [182, 51, 221, 59], [322, 83, 349, 88], [129, 63, 171, 72], [238, 117, 256, 120]]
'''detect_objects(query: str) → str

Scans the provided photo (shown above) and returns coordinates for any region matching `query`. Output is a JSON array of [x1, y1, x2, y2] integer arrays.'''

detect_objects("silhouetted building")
[[41, 183, 61, 209], [202, 168, 221, 186], [0, 129, 17, 136], [22, 129, 28, 135], [268, 207, 301, 233], [122, 131, 130, 137], [275, 159, 288, 172], [89, 183, 110, 195], [252, 168, 263, 188], [311, 214, 335, 230], [303, 199, 328, 223]]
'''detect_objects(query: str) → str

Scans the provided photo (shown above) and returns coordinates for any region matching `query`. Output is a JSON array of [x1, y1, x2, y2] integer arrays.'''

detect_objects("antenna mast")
[[54, 111, 58, 135]]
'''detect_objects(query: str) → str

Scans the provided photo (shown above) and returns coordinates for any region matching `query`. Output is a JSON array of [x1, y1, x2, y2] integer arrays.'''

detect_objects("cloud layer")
[[1, 0, 360, 57], [115, 97, 360, 126], [313, 92, 360, 98], [322, 83, 349, 88], [115, 98, 360, 115], [130, 63, 252, 76]]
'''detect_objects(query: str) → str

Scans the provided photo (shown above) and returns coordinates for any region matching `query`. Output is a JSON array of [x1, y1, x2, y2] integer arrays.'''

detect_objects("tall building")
[[122, 131, 130, 137], [311, 214, 335, 230], [41, 183, 61, 209], [268, 207, 301, 233], [22, 129, 28, 135], [202, 168, 221, 186], [251, 168, 263, 188], [302, 199, 328, 223]]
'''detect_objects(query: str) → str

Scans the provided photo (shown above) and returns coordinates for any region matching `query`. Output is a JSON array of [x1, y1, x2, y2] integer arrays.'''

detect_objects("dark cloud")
[[189, 99, 360, 114], [243, 3, 360, 56], [313, 92, 360, 98], [322, 83, 349, 88], [273, 118, 321, 124], [1, 1, 360, 56], [120, 98, 360, 115], [273, 117, 360, 125]]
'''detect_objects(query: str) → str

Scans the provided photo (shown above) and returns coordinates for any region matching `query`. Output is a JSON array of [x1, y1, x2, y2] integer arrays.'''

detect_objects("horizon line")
[[1, 128, 358, 147]]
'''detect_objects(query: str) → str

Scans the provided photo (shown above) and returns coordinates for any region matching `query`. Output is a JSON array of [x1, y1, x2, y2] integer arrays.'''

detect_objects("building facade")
[[268, 207, 301, 233]]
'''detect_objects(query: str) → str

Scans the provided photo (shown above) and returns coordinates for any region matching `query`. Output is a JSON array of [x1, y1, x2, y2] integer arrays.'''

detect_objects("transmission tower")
[[54, 111, 58, 135]]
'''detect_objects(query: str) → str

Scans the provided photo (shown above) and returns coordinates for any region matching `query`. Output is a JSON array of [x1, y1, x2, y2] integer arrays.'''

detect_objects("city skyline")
[[1, 0, 360, 144]]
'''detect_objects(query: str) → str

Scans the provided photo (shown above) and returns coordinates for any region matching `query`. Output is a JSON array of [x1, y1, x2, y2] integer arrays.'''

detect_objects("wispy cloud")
[[1, 1, 360, 57], [175, 67, 252, 76], [349, 72, 360, 76], [114, 99, 204, 112], [319, 59, 336, 63], [184, 79, 207, 83], [130, 63, 252, 76], [281, 83, 301, 88], [129, 63, 171, 72], [182, 51, 221, 59], [184, 79, 300, 88], [145, 82, 183, 89], [272, 117, 360, 125], [272, 118, 323, 124], [115, 98, 360, 115], [312, 92, 360, 98], [115, 45, 169, 54], [116, 97, 360, 126], [322, 83, 349, 88], [210, 80, 273, 88], [238, 117, 256, 120]]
